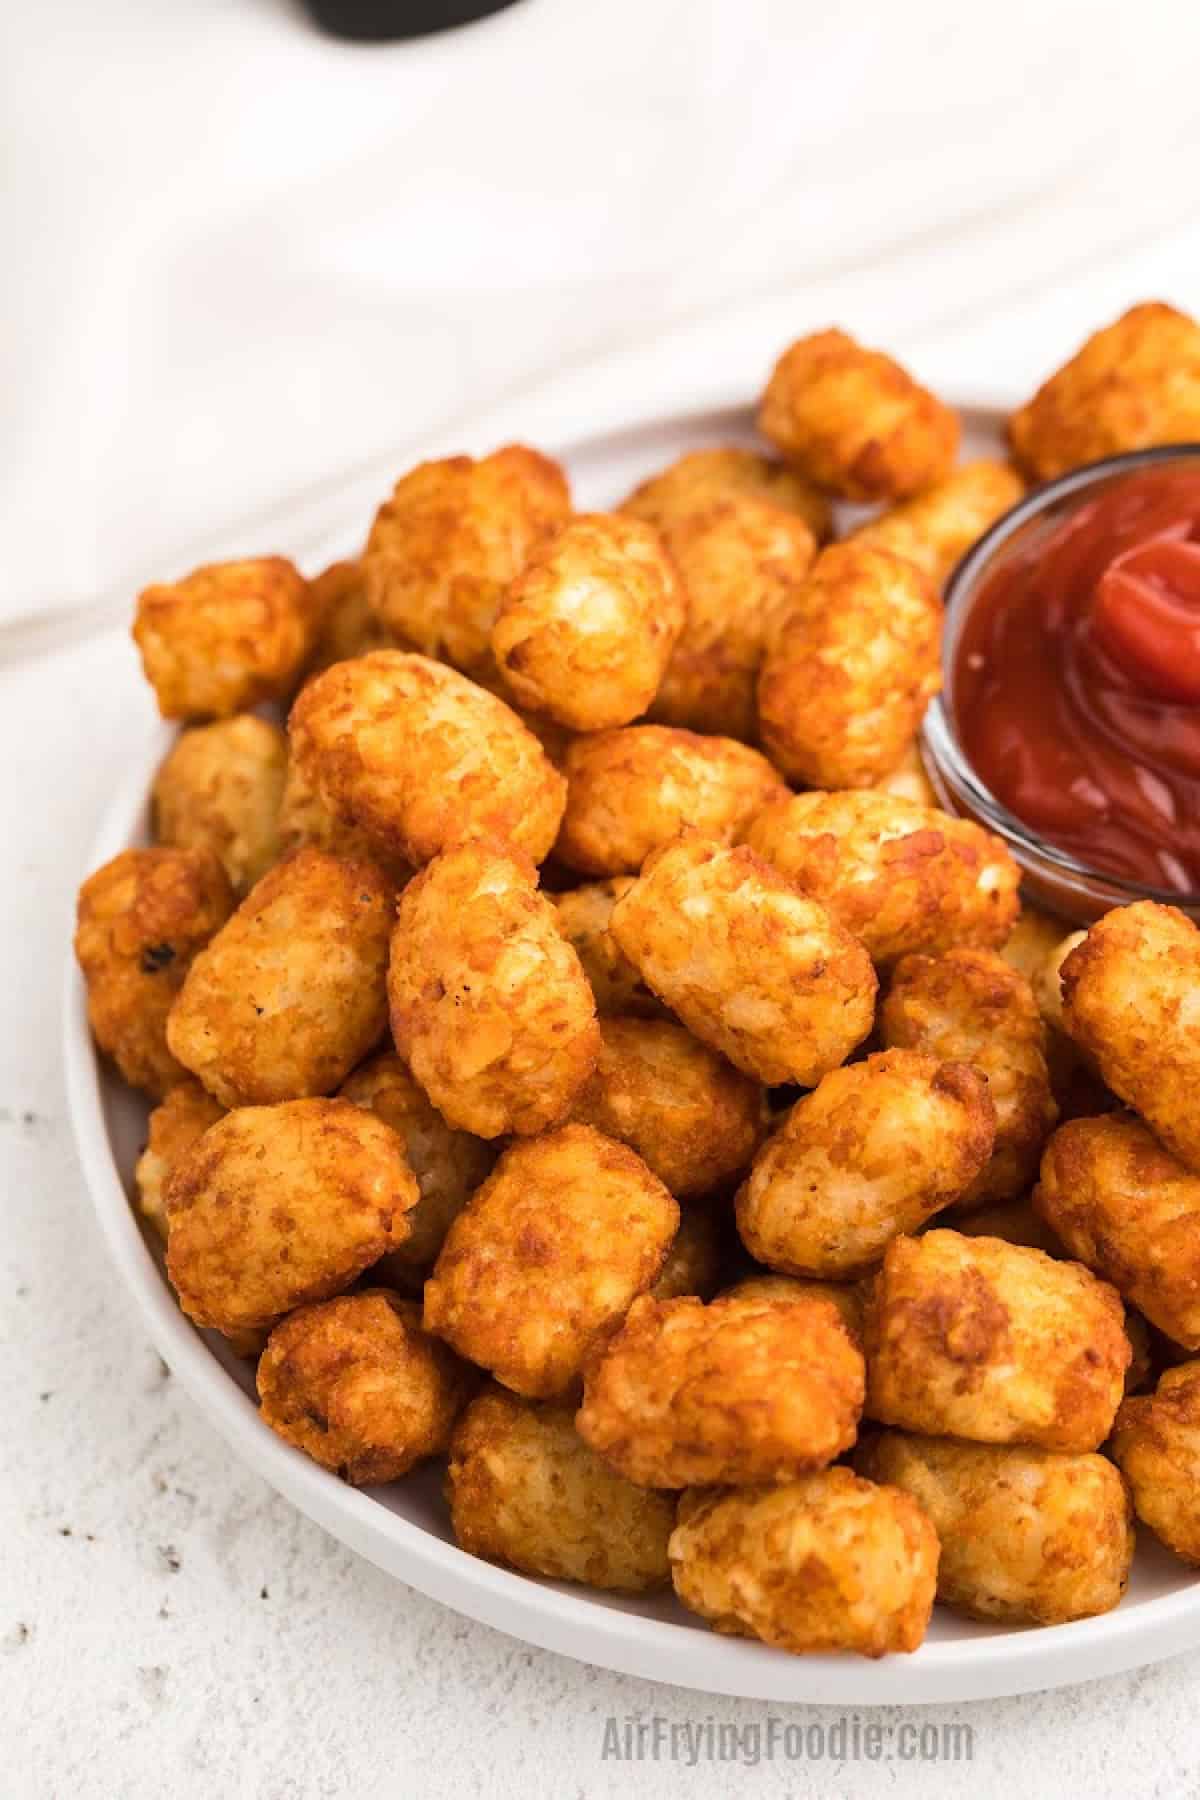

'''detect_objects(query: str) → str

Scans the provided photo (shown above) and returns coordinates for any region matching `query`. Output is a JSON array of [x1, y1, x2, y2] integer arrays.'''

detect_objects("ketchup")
[[955, 464, 1200, 893]]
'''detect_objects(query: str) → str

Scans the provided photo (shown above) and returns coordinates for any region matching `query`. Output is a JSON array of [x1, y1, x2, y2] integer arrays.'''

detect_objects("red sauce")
[[955, 465, 1200, 893]]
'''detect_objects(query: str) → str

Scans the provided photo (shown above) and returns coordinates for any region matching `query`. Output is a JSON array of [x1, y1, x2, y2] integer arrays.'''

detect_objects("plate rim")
[[62, 372, 1200, 1706]]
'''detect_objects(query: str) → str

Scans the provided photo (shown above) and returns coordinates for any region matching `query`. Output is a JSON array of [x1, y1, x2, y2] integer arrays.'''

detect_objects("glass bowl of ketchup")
[[922, 444, 1200, 923]]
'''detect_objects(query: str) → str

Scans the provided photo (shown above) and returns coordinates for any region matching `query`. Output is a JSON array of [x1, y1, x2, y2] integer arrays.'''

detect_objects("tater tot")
[[881, 949, 1058, 1207], [758, 328, 959, 501], [871, 740, 937, 809], [1009, 302, 1200, 481], [949, 1196, 1065, 1260], [669, 1470, 938, 1657], [571, 1017, 766, 1200], [305, 559, 397, 675], [743, 790, 1021, 965], [550, 878, 664, 1017], [490, 513, 686, 731], [256, 1289, 471, 1484], [165, 1098, 418, 1334], [362, 446, 570, 680], [577, 1291, 863, 1487], [1035, 1113, 1200, 1349], [387, 840, 599, 1138], [75, 847, 234, 1098], [134, 1079, 225, 1242], [446, 1388, 675, 1591], [133, 557, 316, 720], [555, 726, 785, 878], [736, 1050, 995, 1278], [288, 650, 565, 868], [423, 1124, 678, 1399], [275, 750, 412, 887], [1111, 1361, 1200, 1563], [1060, 902, 1200, 1171], [338, 1051, 495, 1269], [167, 846, 393, 1108], [620, 445, 833, 545], [651, 1206, 724, 1301], [719, 1273, 865, 1345], [757, 543, 942, 789], [856, 1432, 1133, 1625], [849, 460, 1025, 588], [152, 714, 288, 895], [643, 499, 817, 741], [609, 835, 877, 1086], [1001, 903, 1069, 994], [864, 1229, 1130, 1451]]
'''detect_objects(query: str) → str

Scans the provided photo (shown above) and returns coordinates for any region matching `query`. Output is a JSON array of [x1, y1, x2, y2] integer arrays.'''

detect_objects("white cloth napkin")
[[3, 0, 1199, 636]]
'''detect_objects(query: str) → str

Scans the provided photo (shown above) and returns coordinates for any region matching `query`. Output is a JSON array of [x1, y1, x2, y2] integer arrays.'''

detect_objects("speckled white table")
[[4, 616, 1200, 1800]]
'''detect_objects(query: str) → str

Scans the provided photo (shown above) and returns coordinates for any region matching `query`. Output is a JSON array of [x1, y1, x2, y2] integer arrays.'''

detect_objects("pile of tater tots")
[[75, 302, 1200, 1659]]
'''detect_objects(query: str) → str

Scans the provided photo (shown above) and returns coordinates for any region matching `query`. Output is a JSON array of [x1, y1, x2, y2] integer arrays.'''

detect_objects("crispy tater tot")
[[881, 949, 1058, 1207], [949, 1195, 1065, 1260], [620, 445, 833, 545], [643, 499, 818, 741], [257, 1290, 471, 1484], [571, 1017, 766, 1200], [338, 1051, 495, 1269], [288, 650, 565, 868], [736, 1050, 995, 1278], [1060, 901, 1200, 1170], [743, 790, 1021, 965], [609, 835, 877, 1087], [1009, 302, 1200, 481], [864, 1229, 1130, 1451], [719, 1273, 865, 1345], [1037, 928, 1086, 1034], [1001, 903, 1068, 990], [669, 1470, 938, 1657], [134, 1079, 225, 1243], [152, 714, 288, 895], [856, 1432, 1133, 1625], [555, 726, 785, 878], [165, 1098, 418, 1334], [362, 446, 570, 679], [1035, 1113, 1200, 1349], [167, 846, 393, 1108], [651, 1206, 724, 1301], [758, 328, 959, 501], [849, 460, 1025, 588], [305, 559, 397, 675], [275, 751, 412, 887], [133, 557, 316, 720], [388, 840, 599, 1139], [1112, 1361, 1200, 1563], [424, 1124, 678, 1399], [871, 740, 937, 808], [757, 543, 942, 789], [490, 513, 686, 731], [577, 1291, 863, 1487], [550, 878, 664, 1017], [446, 1388, 676, 1591], [75, 847, 234, 1098]]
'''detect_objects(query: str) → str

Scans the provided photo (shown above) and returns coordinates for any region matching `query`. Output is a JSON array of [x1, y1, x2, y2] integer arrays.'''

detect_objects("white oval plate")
[[64, 354, 1200, 1703]]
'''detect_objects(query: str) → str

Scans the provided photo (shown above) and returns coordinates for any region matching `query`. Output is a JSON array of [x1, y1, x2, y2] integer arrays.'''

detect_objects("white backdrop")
[[4, 0, 1200, 632]]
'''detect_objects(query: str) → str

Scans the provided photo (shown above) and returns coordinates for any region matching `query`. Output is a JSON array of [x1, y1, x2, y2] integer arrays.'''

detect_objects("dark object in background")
[[303, 0, 521, 40]]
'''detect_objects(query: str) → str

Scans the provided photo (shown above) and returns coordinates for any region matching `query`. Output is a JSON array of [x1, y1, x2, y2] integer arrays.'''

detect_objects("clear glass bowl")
[[920, 444, 1200, 925]]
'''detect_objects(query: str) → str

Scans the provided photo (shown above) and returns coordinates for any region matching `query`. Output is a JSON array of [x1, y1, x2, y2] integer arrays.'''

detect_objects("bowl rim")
[[923, 442, 1200, 908], [62, 382, 1200, 1705]]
